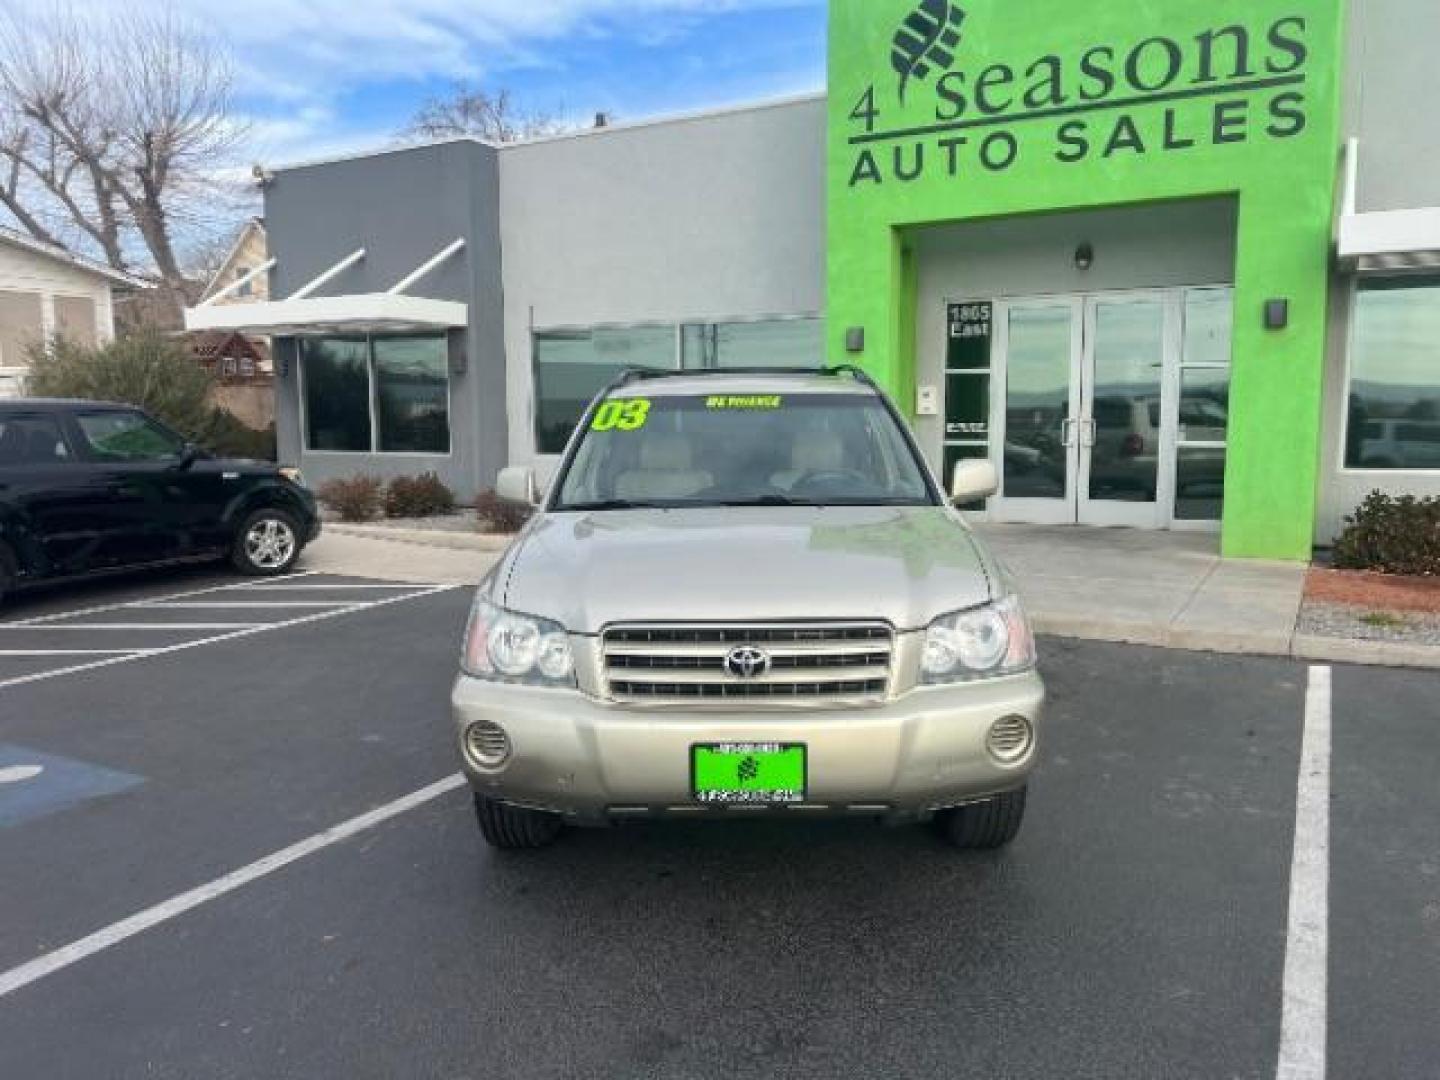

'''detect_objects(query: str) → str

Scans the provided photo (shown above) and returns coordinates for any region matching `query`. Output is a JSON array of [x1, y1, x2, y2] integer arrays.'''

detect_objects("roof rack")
[[607, 365, 877, 391]]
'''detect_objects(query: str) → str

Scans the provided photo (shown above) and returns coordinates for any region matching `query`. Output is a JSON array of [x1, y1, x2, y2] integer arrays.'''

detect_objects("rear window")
[[0, 415, 71, 466]]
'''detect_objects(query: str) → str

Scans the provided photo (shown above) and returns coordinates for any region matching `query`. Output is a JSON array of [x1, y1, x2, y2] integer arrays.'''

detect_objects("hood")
[[499, 506, 996, 634]]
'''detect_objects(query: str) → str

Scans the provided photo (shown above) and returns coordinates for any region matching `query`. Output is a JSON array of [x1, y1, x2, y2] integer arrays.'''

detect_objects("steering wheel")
[[789, 469, 871, 496]]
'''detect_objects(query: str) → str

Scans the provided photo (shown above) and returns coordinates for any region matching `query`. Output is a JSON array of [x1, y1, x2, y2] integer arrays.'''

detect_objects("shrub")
[[385, 473, 456, 518], [26, 332, 277, 461], [1333, 491, 1440, 577], [317, 476, 385, 523], [206, 411, 277, 461], [475, 488, 532, 534], [26, 331, 215, 439]]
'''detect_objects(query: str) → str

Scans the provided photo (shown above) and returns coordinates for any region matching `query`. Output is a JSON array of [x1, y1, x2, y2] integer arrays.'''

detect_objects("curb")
[[1034, 615, 1440, 670], [324, 525, 515, 554]]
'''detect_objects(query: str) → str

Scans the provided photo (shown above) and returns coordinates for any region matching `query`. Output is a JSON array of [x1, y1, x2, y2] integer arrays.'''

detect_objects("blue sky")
[[219, 0, 829, 166]]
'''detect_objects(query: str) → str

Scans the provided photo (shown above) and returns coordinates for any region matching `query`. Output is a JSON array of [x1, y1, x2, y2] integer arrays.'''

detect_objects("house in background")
[[201, 218, 272, 314], [189, 329, 275, 431], [191, 218, 275, 430], [0, 226, 147, 397]]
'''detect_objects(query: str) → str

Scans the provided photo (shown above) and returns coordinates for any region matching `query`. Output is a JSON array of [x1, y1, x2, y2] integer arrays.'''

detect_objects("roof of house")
[[0, 226, 152, 288], [201, 217, 267, 300]]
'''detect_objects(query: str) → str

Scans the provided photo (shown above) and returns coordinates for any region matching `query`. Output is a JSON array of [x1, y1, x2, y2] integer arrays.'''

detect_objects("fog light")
[[987, 715, 1034, 763], [463, 721, 511, 768]]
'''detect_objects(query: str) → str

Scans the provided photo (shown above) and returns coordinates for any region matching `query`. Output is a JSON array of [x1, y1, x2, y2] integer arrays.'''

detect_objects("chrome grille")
[[601, 623, 894, 704]]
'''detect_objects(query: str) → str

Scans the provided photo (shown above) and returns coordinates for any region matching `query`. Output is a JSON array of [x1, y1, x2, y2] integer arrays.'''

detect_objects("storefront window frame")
[[299, 332, 453, 457], [531, 312, 823, 454], [1338, 274, 1440, 476]]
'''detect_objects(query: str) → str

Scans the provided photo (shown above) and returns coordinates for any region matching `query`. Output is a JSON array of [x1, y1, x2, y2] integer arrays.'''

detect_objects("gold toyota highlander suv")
[[452, 367, 1044, 850]]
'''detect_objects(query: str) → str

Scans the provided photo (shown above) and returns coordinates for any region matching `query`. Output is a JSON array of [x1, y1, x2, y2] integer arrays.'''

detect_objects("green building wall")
[[827, 0, 1346, 559]]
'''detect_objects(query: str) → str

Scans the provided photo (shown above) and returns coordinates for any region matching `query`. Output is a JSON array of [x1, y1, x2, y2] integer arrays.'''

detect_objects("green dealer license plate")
[[691, 743, 807, 805]]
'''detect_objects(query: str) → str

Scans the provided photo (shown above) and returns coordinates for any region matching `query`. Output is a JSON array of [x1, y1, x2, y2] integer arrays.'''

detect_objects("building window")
[[1173, 288, 1233, 522], [375, 336, 451, 453], [534, 317, 822, 454], [1345, 278, 1440, 471], [534, 326, 675, 454], [681, 317, 823, 370], [301, 334, 451, 454]]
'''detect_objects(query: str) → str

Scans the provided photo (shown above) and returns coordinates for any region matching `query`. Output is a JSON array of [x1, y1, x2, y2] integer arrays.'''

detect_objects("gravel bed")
[[1298, 600, 1440, 647]]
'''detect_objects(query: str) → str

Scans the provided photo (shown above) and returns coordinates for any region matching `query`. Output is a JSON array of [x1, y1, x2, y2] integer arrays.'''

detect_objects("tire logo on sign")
[[892, 0, 966, 103], [724, 646, 771, 680]]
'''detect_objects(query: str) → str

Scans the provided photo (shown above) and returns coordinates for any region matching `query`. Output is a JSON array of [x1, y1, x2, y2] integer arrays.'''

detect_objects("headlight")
[[921, 595, 1035, 684], [461, 597, 576, 688]]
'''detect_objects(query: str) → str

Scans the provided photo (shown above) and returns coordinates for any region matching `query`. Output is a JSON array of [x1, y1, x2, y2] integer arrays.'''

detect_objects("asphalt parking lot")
[[0, 569, 1437, 1079]]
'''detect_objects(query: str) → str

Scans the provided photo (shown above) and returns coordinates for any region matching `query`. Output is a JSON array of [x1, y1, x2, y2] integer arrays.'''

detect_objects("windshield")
[[553, 391, 936, 510]]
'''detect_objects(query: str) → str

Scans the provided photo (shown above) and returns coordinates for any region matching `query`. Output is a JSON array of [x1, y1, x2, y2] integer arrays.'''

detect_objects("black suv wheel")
[[231, 507, 302, 576]]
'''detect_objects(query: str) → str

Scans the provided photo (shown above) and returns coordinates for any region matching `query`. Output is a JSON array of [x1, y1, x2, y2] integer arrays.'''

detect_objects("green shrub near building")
[[1334, 492, 1440, 577]]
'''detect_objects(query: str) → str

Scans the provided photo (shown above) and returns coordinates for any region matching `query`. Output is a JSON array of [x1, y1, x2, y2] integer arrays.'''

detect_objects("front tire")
[[473, 794, 563, 850], [935, 786, 1027, 850], [231, 507, 302, 576]]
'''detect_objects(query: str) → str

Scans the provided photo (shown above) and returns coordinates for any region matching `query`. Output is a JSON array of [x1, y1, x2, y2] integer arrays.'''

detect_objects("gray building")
[[187, 0, 1440, 550]]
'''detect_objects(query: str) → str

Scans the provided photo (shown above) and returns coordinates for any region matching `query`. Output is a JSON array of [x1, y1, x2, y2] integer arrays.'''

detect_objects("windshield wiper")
[[558, 499, 667, 512], [711, 496, 824, 507]]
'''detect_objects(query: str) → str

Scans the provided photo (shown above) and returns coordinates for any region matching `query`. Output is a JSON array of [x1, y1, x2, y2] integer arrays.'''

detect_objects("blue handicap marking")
[[0, 743, 144, 828]]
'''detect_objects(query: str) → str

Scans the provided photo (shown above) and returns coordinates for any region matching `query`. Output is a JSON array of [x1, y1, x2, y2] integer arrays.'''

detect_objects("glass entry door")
[[986, 290, 1191, 528]]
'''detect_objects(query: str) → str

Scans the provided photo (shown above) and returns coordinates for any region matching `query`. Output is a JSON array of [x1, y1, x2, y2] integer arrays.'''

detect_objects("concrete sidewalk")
[[976, 523, 1439, 669], [975, 525, 1305, 654]]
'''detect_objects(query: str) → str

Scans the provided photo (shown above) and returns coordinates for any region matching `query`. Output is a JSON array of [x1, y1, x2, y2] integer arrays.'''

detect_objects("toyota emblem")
[[724, 646, 772, 680]]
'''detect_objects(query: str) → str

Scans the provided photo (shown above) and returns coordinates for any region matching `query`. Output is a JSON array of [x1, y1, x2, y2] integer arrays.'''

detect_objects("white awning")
[[1337, 138, 1440, 273], [183, 239, 468, 335], [184, 293, 467, 335]]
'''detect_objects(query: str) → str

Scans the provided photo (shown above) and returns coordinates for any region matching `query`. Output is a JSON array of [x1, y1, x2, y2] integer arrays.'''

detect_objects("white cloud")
[[8, 0, 820, 171], [15, 0, 816, 100]]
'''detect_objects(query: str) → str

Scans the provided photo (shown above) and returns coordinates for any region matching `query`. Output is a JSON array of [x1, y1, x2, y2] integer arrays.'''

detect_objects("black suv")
[[0, 399, 319, 603]]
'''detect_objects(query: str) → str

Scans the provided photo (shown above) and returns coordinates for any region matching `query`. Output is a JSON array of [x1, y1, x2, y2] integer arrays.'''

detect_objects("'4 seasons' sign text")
[[848, 7, 1311, 186]]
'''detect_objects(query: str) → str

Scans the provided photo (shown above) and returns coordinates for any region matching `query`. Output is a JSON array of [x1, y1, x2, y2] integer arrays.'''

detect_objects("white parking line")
[[4, 572, 324, 627], [0, 649, 152, 657], [240, 584, 430, 591], [0, 774, 468, 1001], [0, 584, 456, 692], [0, 624, 267, 631], [1277, 665, 1332, 1080], [139, 601, 359, 609]]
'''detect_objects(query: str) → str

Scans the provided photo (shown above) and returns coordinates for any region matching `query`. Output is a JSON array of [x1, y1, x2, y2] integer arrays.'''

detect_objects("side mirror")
[[496, 465, 539, 507], [951, 459, 998, 504], [176, 443, 201, 470]]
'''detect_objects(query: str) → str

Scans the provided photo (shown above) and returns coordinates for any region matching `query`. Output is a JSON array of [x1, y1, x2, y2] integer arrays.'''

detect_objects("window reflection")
[[375, 336, 450, 453], [1346, 280, 1440, 470]]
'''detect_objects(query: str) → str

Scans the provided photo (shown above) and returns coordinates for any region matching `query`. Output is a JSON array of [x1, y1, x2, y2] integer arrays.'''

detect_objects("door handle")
[[1060, 419, 1077, 447], [1081, 419, 1097, 448]]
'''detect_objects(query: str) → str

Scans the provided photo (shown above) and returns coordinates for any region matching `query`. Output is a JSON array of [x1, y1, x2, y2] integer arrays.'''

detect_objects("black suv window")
[[0, 415, 72, 466], [74, 411, 186, 462]]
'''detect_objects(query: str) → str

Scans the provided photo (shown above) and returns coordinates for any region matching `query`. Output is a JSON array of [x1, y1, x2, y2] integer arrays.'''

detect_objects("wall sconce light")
[[845, 327, 866, 353], [1074, 242, 1095, 272]]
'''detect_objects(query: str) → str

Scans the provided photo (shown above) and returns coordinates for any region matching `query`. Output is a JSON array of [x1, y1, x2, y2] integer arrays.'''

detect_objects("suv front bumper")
[[451, 672, 1044, 825]]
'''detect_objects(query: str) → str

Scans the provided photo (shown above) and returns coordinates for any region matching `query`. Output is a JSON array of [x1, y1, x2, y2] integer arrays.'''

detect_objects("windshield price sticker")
[[591, 398, 652, 432], [705, 395, 784, 410]]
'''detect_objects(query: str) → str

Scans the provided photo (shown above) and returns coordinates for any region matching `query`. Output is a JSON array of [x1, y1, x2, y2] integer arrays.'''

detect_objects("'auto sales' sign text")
[[847, 3, 1311, 186]]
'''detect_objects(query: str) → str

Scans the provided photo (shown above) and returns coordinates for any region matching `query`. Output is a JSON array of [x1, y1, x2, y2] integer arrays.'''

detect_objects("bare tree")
[[400, 84, 570, 144], [0, 5, 245, 320]]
